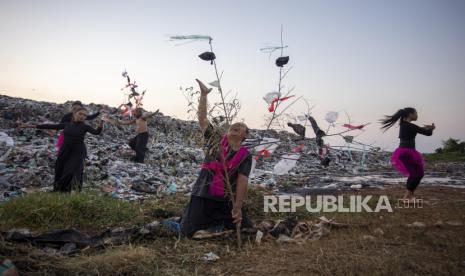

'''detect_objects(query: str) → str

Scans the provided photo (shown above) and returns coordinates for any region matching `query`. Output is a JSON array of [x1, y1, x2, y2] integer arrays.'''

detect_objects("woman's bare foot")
[[401, 191, 416, 203], [195, 79, 212, 95]]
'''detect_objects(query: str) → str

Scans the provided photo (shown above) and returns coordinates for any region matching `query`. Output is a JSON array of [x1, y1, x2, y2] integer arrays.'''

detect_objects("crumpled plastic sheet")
[[273, 154, 300, 175], [0, 132, 14, 147]]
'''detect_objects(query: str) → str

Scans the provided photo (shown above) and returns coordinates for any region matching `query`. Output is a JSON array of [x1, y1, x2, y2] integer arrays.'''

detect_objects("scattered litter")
[[276, 234, 294, 243], [0, 132, 14, 147], [255, 230, 264, 244], [192, 229, 233, 240], [350, 184, 363, 189], [273, 154, 300, 175], [362, 235, 376, 241], [406, 221, 426, 228], [201, 252, 220, 262], [445, 221, 463, 226]]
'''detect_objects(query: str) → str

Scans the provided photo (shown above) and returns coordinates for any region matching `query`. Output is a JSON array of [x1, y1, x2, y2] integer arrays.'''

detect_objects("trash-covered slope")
[[0, 94, 423, 202]]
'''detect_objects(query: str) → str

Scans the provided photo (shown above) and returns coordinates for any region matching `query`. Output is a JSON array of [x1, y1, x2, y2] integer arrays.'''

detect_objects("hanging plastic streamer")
[[325, 111, 339, 124], [273, 154, 300, 175], [268, 95, 295, 112], [263, 92, 281, 104], [168, 35, 212, 46], [168, 35, 212, 42], [342, 123, 366, 130], [259, 45, 288, 54]]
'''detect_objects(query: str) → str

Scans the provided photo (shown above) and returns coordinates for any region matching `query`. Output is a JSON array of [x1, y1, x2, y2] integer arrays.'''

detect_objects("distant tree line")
[[435, 138, 465, 155]]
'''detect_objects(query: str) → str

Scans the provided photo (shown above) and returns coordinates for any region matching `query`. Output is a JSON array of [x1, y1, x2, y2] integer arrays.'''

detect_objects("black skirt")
[[180, 195, 253, 238], [54, 142, 86, 192]]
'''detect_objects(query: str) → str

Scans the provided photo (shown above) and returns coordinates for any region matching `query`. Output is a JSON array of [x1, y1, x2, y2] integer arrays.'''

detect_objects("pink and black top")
[[190, 124, 252, 201]]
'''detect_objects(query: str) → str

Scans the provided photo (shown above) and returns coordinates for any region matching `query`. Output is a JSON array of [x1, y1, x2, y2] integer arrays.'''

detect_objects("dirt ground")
[[1, 185, 465, 276]]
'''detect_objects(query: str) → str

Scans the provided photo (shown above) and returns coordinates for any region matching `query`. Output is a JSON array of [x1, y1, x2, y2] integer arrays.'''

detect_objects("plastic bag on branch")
[[268, 95, 295, 112], [297, 115, 307, 122], [273, 154, 300, 175], [209, 80, 220, 88], [325, 112, 339, 124], [343, 135, 354, 143], [263, 92, 281, 105]]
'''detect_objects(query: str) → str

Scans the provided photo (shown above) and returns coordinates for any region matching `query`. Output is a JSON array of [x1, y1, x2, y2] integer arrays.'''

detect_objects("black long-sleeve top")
[[60, 112, 100, 124], [37, 122, 102, 145], [399, 121, 433, 149]]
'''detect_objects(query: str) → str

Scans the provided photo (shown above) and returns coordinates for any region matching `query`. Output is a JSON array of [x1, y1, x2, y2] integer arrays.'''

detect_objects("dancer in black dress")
[[21, 107, 103, 192], [56, 101, 101, 152]]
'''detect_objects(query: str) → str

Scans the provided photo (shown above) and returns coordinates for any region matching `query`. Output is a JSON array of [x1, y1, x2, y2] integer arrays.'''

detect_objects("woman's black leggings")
[[407, 175, 423, 192], [400, 154, 424, 192]]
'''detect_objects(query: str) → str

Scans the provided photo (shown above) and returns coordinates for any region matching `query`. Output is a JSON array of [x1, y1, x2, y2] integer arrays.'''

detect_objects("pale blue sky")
[[1, 0, 464, 152]]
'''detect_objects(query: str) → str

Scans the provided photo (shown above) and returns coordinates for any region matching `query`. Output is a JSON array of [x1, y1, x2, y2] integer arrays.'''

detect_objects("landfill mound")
[[1, 94, 399, 201]]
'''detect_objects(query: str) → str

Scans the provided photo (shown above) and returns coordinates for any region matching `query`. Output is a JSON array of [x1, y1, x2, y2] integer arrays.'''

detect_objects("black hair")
[[71, 101, 83, 107], [380, 107, 416, 132], [73, 106, 88, 113]]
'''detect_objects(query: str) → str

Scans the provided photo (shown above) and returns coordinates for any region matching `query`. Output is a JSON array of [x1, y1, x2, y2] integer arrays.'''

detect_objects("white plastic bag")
[[0, 132, 14, 147], [324, 111, 339, 124], [273, 154, 300, 175], [263, 92, 281, 104]]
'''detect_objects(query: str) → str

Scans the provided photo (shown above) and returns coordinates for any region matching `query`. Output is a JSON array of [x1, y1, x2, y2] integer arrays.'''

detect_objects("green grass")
[[0, 192, 147, 232], [424, 152, 465, 163]]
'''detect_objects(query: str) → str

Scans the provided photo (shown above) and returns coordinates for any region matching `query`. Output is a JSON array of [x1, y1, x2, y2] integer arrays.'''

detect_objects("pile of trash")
[[0, 94, 397, 202]]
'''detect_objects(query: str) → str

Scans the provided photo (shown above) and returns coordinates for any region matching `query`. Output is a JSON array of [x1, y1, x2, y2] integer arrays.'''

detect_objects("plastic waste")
[[273, 154, 300, 175], [201, 252, 220, 262]]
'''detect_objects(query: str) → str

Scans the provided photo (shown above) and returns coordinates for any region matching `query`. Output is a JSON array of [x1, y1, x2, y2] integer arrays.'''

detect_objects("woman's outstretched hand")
[[424, 123, 436, 130]]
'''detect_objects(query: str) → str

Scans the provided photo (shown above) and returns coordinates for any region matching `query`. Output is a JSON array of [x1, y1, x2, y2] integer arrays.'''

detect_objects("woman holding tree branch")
[[180, 79, 253, 239]]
